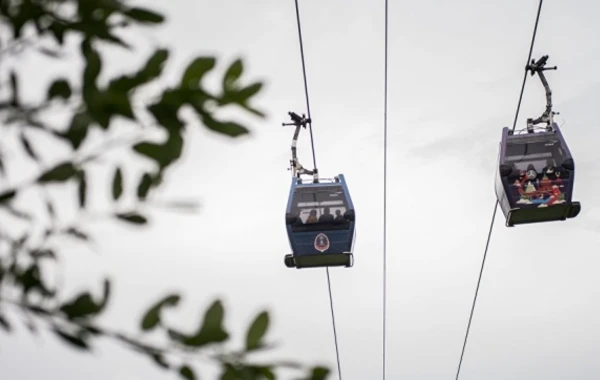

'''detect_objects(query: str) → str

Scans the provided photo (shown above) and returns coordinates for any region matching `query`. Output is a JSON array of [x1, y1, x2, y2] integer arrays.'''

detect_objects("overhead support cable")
[[382, 0, 389, 379], [292, 1, 343, 378], [511, 0, 545, 133], [454, 1, 545, 379]]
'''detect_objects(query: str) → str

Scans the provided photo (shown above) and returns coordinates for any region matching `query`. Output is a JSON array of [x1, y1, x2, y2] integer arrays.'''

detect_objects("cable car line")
[[510, 0, 544, 133], [289, 1, 343, 378], [293, 0, 318, 172], [453, 200, 498, 380], [382, 0, 389, 379], [325, 269, 343, 380], [454, 1, 545, 379]]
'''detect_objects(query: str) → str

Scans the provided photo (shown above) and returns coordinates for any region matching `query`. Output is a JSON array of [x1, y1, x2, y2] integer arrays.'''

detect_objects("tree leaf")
[[5, 205, 32, 220], [151, 353, 171, 369], [82, 325, 102, 336], [37, 46, 63, 59], [181, 57, 215, 89], [30, 249, 56, 260], [102, 90, 135, 120], [235, 82, 263, 103], [220, 365, 237, 380], [64, 227, 89, 241], [140, 49, 169, 80], [222, 59, 243, 91], [60, 293, 99, 319], [19, 132, 39, 161], [52, 327, 90, 350], [59, 279, 110, 319], [167, 328, 187, 342], [179, 365, 196, 380], [48, 22, 66, 45], [112, 167, 123, 200], [239, 104, 266, 118], [46, 199, 56, 219], [147, 100, 185, 133], [108, 75, 138, 94], [137, 173, 153, 199], [0, 154, 5, 177], [133, 132, 183, 170], [47, 79, 72, 100], [99, 32, 131, 49], [62, 112, 91, 149], [308, 367, 330, 380], [220, 82, 264, 113], [219, 82, 265, 117], [109, 49, 169, 93], [259, 367, 276, 380], [78, 171, 87, 208], [115, 212, 147, 224], [0, 314, 11, 332], [245, 366, 275, 380], [180, 299, 229, 347], [193, 107, 249, 137], [133, 142, 165, 164], [100, 279, 111, 310], [0, 190, 16, 204], [245, 311, 269, 351], [38, 162, 77, 183], [125, 7, 165, 23], [82, 40, 102, 86], [205, 120, 249, 137], [10, 70, 18, 105], [140, 294, 181, 331], [16, 264, 48, 296]]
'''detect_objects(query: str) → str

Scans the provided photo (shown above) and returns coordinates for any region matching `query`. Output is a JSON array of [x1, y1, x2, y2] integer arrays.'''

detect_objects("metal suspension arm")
[[526, 55, 557, 131], [282, 111, 317, 179]]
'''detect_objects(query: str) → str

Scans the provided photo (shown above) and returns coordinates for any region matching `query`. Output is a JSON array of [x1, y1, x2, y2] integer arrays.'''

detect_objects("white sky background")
[[2, 0, 600, 379]]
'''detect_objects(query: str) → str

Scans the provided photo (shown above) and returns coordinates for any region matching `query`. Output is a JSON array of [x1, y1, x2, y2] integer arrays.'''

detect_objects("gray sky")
[[2, 0, 600, 379]]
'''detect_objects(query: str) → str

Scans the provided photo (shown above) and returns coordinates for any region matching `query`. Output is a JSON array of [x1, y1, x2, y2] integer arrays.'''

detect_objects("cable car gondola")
[[495, 55, 581, 227], [282, 112, 356, 269]]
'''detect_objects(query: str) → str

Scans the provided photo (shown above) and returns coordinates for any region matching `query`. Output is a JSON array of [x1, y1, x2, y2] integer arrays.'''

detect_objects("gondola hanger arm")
[[525, 55, 558, 133], [282, 111, 319, 183]]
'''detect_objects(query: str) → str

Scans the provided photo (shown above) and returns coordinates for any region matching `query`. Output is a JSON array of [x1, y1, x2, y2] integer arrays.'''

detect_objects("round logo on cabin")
[[314, 233, 330, 252]]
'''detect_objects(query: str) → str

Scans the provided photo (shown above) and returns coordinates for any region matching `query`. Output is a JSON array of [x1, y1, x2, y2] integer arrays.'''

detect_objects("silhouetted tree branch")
[[0, 1, 330, 379]]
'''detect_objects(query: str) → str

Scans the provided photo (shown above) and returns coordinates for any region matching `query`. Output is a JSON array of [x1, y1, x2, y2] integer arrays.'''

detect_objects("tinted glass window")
[[289, 185, 350, 232], [503, 137, 571, 207], [505, 138, 567, 173]]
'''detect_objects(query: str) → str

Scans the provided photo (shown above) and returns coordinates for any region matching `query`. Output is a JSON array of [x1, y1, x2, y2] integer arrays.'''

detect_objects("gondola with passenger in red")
[[495, 55, 581, 227]]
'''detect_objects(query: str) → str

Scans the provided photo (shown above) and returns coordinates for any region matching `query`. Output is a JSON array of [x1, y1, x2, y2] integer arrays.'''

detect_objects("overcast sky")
[[2, 0, 600, 379]]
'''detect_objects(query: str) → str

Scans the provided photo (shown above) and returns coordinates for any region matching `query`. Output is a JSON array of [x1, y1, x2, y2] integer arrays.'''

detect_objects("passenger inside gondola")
[[504, 139, 573, 203], [319, 207, 335, 223], [306, 209, 318, 223], [288, 185, 353, 232], [508, 161, 568, 206], [334, 209, 345, 223]]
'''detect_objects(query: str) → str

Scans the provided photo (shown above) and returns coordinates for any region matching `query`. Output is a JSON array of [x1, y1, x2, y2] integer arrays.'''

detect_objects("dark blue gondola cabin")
[[495, 124, 581, 227], [284, 174, 355, 269]]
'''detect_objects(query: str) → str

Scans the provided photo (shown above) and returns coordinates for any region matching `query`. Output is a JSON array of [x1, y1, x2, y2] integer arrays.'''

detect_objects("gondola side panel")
[[496, 129, 511, 218]]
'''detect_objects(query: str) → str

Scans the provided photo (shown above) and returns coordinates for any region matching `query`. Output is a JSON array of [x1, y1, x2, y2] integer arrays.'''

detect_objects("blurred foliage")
[[0, 1, 330, 379]]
